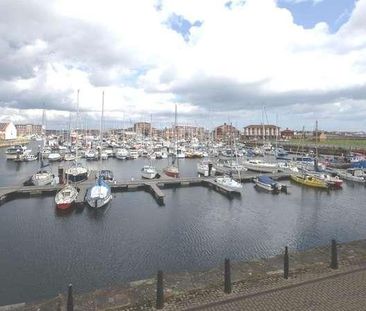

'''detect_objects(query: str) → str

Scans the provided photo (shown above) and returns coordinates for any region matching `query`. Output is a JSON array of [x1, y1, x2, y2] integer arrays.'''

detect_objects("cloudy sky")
[[0, 0, 365, 131]]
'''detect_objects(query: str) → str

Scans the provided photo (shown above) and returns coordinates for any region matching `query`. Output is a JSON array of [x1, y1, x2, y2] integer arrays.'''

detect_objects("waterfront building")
[[213, 123, 239, 141], [163, 125, 205, 140], [134, 122, 151, 136], [0, 122, 17, 140], [243, 124, 280, 140], [15, 124, 42, 137], [281, 128, 295, 140]]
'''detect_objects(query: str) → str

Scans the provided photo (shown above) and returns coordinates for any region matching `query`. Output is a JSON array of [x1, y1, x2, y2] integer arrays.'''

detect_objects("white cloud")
[[0, 0, 365, 130]]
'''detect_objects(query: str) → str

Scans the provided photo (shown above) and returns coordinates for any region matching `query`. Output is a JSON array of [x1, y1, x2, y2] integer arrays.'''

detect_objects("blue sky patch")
[[278, 0, 356, 33], [166, 13, 202, 41]]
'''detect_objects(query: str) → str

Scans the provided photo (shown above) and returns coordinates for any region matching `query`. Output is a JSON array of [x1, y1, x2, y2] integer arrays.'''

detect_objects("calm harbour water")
[[0, 144, 366, 305]]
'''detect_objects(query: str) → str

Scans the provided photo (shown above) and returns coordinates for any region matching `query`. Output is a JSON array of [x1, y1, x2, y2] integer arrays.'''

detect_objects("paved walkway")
[[186, 268, 366, 311]]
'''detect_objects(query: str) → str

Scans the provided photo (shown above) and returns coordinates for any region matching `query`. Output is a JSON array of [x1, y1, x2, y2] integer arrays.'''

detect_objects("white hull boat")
[[31, 170, 54, 186], [86, 177, 112, 208], [141, 165, 158, 179], [55, 184, 78, 210], [215, 176, 242, 190]]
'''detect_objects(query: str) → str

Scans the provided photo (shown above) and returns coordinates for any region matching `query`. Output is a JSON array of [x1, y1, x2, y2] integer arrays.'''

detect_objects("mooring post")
[[330, 239, 338, 269], [284, 246, 289, 279], [224, 258, 232, 294], [156, 270, 164, 309], [208, 163, 213, 176], [67, 283, 73, 311]]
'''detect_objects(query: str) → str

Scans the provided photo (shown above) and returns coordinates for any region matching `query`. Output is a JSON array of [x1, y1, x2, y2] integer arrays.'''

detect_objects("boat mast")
[[175, 103, 178, 169], [75, 89, 80, 162], [100, 90, 104, 168]]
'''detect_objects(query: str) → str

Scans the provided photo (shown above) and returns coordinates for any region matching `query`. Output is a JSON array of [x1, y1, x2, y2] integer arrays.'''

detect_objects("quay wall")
[[18, 238, 366, 310]]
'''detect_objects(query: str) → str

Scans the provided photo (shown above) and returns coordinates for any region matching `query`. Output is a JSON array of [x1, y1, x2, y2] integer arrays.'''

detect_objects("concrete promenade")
[[183, 266, 366, 311]]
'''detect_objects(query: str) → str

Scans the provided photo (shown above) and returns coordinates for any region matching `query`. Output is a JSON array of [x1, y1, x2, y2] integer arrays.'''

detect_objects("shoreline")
[[10, 238, 366, 310], [0, 139, 30, 149]]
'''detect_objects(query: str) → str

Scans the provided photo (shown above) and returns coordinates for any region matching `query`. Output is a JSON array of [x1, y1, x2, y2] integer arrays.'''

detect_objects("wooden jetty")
[[0, 172, 291, 206]]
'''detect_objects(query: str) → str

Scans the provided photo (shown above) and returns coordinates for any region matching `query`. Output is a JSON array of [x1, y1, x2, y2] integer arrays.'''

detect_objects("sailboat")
[[86, 91, 112, 208], [31, 116, 54, 186], [141, 115, 158, 179], [65, 90, 89, 183], [163, 104, 180, 178], [55, 184, 78, 210], [31, 161, 54, 186]]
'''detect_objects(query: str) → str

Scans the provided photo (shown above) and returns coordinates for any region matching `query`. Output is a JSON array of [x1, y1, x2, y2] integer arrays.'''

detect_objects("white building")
[[0, 122, 17, 140]]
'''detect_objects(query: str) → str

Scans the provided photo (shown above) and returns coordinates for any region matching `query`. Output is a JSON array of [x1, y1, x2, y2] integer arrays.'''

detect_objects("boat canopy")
[[258, 175, 275, 184]]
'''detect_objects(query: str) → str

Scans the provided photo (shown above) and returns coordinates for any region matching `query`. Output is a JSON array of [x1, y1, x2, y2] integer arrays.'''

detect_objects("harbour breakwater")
[[10, 238, 366, 310]]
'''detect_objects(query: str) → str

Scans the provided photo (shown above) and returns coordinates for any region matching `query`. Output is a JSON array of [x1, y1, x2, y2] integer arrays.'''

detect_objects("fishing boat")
[[86, 176, 112, 208], [290, 174, 329, 189], [55, 184, 78, 210], [254, 175, 287, 193], [141, 165, 158, 179], [215, 176, 242, 190]]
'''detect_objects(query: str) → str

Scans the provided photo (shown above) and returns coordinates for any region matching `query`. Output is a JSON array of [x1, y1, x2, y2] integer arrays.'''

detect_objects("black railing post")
[[224, 258, 232, 294], [156, 270, 164, 309], [67, 283, 73, 311], [284, 246, 289, 279], [330, 239, 338, 269]]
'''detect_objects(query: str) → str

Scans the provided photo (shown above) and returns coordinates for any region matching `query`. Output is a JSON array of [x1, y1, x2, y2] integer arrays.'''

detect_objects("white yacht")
[[215, 176, 243, 190], [48, 152, 61, 162], [116, 148, 129, 160], [242, 159, 278, 173], [141, 165, 158, 179], [31, 169, 54, 186]]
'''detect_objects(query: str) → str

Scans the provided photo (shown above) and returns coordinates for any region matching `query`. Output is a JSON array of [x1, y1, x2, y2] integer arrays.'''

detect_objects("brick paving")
[[185, 268, 366, 311]]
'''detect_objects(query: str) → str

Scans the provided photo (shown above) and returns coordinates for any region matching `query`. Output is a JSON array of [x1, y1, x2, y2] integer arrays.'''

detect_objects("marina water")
[[1, 144, 366, 305]]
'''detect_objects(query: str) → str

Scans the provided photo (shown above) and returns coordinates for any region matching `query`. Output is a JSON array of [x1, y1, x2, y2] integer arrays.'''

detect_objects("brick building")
[[243, 124, 280, 140]]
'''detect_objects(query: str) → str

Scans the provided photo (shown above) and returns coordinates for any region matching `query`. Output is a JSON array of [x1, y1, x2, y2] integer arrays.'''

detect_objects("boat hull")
[[290, 175, 328, 189]]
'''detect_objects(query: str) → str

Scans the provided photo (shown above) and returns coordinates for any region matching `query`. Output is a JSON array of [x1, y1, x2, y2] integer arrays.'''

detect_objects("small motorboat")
[[55, 184, 78, 210], [65, 163, 89, 183], [254, 175, 287, 193], [215, 176, 243, 190], [163, 165, 179, 178], [141, 165, 158, 179], [48, 152, 62, 162], [24, 154, 38, 162]]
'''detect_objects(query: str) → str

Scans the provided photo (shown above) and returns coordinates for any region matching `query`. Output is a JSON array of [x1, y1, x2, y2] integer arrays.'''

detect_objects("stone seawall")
[[8, 239, 366, 310]]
